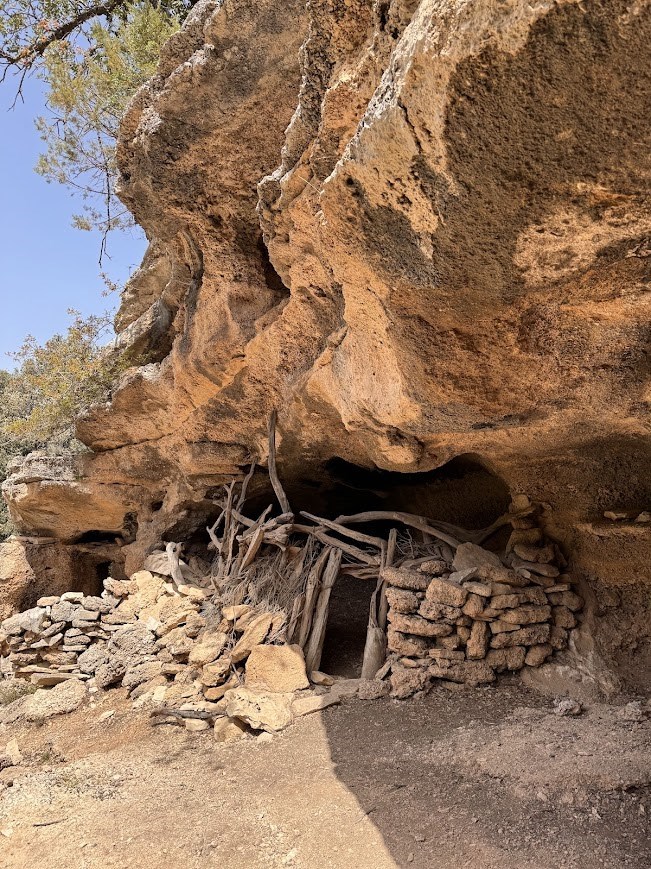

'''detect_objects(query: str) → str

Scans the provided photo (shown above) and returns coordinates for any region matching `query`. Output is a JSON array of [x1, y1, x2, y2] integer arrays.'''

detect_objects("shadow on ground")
[[321, 685, 651, 869]]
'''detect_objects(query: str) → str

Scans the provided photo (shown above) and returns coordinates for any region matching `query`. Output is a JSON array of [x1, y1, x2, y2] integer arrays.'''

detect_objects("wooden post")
[[304, 548, 342, 674]]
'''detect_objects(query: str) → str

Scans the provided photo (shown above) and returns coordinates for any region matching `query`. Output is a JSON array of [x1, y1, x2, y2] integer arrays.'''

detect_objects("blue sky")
[[0, 75, 146, 370]]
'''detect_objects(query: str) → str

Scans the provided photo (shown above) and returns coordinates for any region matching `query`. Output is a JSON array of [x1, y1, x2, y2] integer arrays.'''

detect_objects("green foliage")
[[0, 0, 190, 236], [35, 3, 181, 233], [0, 310, 126, 538]]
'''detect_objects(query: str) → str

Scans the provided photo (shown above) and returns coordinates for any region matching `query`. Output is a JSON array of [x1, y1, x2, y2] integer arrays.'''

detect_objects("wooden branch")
[[339, 565, 380, 580], [309, 529, 380, 565], [206, 510, 225, 551], [333, 510, 461, 549], [1, 0, 125, 70], [299, 511, 386, 550], [235, 460, 257, 511], [239, 506, 273, 539], [297, 547, 331, 648], [385, 528, 398, 568], [240, 525, 265, 570], [361, 577, 387, 679], [286, 594, 305, 644], [304, 548, 342, 673], [267, 410, 291, 514]]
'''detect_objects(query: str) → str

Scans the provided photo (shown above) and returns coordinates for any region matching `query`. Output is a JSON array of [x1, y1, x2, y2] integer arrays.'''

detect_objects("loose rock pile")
[[0, 565, 365, 737], [384, 512, 584, 698], [0, 568, 292, 706]]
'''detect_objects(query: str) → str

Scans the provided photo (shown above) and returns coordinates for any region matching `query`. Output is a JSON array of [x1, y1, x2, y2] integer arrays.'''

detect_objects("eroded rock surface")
[[2, 0, 650, 690]]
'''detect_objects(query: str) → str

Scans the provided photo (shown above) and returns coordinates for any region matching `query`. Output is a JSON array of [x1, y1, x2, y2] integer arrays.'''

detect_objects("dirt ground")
[[0, 680, 649, 869]]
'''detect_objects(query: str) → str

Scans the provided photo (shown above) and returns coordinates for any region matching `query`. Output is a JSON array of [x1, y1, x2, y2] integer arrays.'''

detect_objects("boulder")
[[245, 644, 309, 693], [122, 661, 163, 691], [188, 632, 227, 666], [3, 607, 46, 635], [109, 623, 157, 665], [77, 644, 110, 674], [203, 675, 239, 701], [230, 613, 274, 663], [390, 666, 431, 699], [224, 687, 293, 733], [95, 659, 128, 689], [453, 543, 502, 572], [213, 716, 249, 742], [23, 679, 87, 721], [201, 659, 231, 687]]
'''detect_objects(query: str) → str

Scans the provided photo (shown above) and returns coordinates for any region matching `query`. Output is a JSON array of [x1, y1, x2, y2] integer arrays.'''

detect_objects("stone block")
[[490, 624, 550, 648], [245, 644, 309, 693], [385, 587, 420, 614], [466, 621, 490, 659], [485, 646, 526, 672], [381, 566, 430, 592], [425, 577, 468, 608], [499, 605, 552, 625], [387, 613, 453, 638]]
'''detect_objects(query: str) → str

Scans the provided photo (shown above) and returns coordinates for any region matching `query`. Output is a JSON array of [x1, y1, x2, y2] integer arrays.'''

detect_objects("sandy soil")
[[0, 681, 649, 869]]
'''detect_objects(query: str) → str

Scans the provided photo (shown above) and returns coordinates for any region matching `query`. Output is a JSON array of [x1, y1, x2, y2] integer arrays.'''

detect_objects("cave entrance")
[[157, 453, 510, 679], [286, 454, 511, 679]]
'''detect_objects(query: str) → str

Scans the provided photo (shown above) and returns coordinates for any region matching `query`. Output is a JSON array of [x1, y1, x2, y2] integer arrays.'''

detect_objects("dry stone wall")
[[385, 515, 584, 698]]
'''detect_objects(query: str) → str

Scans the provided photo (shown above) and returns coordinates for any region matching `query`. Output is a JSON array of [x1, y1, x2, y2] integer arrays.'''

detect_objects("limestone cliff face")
[[4, 0, 650, 689]]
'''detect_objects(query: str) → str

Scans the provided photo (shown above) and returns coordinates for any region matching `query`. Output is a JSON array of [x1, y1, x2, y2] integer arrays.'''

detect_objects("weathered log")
[[293, 525, 380, 567], [385, 528, 398, 568], [286, 594, 305, 644], [297, 547, 331, 648], [361, 577, 387, 679], [240, 525, 266, 570], [304, 548, 342, 673], [235, 460, 257, 510], [339, 565, 380, 580], [165, 542, 186, 586], [300, 511, 386, 550], [334, 510, 461, 549], [238, 506, 273, 540], [206, 510, 225, 551]]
